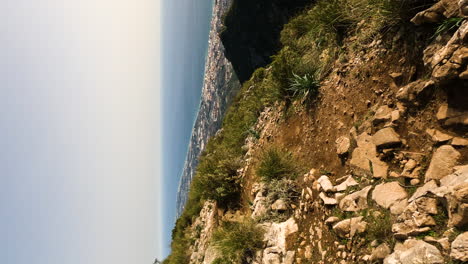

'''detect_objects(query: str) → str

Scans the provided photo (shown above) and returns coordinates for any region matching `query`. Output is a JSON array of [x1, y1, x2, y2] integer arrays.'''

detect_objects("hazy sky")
[[3, 0, 160, 263]]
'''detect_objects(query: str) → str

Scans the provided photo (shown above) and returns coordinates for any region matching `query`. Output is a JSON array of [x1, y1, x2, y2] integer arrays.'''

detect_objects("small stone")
[[318, 175, 334, 192], [325, 216, 340, 225], [319, 192, 338, 205], [332, 217, 367, 238], [335, 175, 359, 192], [426, 128, 453, 142], [271, 199, 288, 211], [411, 179, 420, 185], [371, 243, 391, 261], [336, 136, 351, 156], [374, 105, 393, 124]]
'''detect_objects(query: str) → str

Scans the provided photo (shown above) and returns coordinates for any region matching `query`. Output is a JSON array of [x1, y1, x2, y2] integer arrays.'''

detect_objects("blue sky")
[[161, 0, 213, 259], [3, 0, 160, 263]]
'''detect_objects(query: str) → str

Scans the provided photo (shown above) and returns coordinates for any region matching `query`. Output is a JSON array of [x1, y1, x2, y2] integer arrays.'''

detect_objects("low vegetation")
[[165, 0, 423, 262], [211, 220, 264, 264], [256, 148, 297, 181]]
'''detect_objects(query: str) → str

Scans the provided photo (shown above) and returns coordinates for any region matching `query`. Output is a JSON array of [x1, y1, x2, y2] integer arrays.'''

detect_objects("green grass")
[[433, 17, 465, 38], [256, 148, 297, 181], [211, 220, 264, 263]]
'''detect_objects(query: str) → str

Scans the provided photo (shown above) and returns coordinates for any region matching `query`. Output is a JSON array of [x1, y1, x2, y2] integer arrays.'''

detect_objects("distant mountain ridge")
[[176, 0, 240, 217]]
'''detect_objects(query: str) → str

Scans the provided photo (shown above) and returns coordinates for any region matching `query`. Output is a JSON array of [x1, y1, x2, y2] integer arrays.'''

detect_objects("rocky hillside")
[[176, 0, 240, 216], [166, 0, 468, 263]]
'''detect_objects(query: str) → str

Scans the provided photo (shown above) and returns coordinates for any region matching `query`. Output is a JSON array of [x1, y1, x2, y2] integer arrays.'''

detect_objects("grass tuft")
[[211, 220, 264, 263]]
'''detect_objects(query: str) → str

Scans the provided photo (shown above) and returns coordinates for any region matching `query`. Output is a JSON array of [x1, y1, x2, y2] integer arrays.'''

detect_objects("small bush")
[[258, 178, 300, 222], [256, 148, 297, 181], [288, 72, 320, 100], [364, 209, 394, 245], [212, 220, 264, 263]]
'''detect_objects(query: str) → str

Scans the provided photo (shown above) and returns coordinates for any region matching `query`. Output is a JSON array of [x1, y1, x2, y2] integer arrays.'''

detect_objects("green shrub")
[[256, 148, 297, 181], [212, 220, 264, 263], [288, 72, 320, 100], [258, 178, 300, 222]]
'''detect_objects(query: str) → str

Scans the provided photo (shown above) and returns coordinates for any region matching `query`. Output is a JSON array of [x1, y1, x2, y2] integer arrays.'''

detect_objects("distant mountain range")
[[176, 0, 240, 217]]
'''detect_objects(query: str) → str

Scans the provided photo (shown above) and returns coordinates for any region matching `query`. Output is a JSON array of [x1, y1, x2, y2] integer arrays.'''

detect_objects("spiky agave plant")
[[287, 72, 320, 100]]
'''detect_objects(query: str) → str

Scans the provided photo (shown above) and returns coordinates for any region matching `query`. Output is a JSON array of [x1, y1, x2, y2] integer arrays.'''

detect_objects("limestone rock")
[[451, 232, 468, 261], [452, 137, 468, 146], [319, 192, 338, 205], [401, 159, 419, 178], [431, 22, 468, 82], [271, 199, 288, 211], [332, 216, 367, 238], [436, 103, 468, 127], [411, 0, 462, 24], [426, 128, 453, 142], [336, 136, 351, 156], [409, 180, 438, 202], [263, 247, 281, 264], [283, 251, 295, 264], [372, 182, 408, 209], [373, 105, 393, 124], [263, 218, 298, 255], [461, 0, 468, 16], [318, 175, 334, 192], [372, 127, 402, 149], [339, 186, 372, 212], [371, 243, 391, 261], [252, 189, 268, 219], [396, 79, 435, 103], [384, 239, 444, 264], [425, 145, 461, 182], [325, 216, 340, 225], [335, 175, 359, 192], [392, 221, 432, 239], [350, 132, 388, 178]]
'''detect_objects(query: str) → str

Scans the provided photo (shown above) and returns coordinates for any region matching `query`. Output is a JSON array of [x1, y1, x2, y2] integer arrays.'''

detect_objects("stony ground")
[[186, 1, 468, 263]]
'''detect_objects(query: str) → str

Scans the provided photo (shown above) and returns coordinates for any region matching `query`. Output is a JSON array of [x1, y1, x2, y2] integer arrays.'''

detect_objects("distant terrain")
[[176, 0, 240, 217]]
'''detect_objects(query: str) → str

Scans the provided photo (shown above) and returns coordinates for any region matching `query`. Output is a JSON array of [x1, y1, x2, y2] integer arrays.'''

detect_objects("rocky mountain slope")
[[166, 0, 468, 263], [176, 0, 240, 216]]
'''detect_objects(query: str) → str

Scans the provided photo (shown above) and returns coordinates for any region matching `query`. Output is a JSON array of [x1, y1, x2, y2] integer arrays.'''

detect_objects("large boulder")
[[372, 127, 402, 149], [350, 132, 388, 178], [451, 232, 468, 262], [424, 145, 461, 182], [372, 182, 408, 209], [384, 239, 444, 264]]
